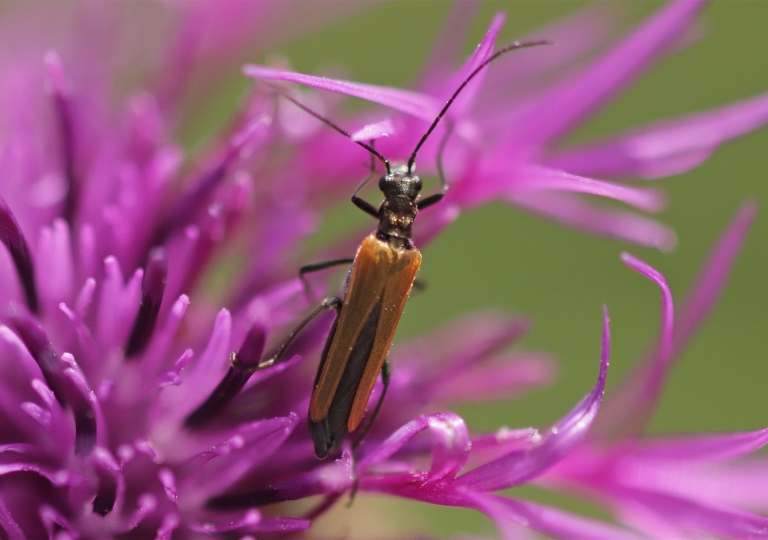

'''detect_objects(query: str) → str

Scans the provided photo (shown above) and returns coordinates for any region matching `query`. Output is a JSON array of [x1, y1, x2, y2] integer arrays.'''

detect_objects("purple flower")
[[0, 2, 765, 539], [538, 202, 768, 539], [244, 0, 768, 253]]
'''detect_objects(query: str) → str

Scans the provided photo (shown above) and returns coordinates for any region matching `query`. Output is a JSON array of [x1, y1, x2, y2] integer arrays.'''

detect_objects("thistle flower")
[[244, 0, 768, 252], [0, 2, 766, 539]]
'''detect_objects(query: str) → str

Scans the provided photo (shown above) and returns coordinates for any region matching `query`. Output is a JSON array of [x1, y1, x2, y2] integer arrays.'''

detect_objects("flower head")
[[0, 2, 765, 538], [244, 0, 768, 252]]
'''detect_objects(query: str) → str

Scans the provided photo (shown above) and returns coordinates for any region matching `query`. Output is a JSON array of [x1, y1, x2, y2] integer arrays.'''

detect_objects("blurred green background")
[[201, 1, 768, 537]]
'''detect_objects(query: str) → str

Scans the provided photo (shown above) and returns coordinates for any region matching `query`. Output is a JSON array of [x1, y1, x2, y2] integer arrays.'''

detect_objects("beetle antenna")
[[271, 86, 391, 174], [407, 39, 551, 173]]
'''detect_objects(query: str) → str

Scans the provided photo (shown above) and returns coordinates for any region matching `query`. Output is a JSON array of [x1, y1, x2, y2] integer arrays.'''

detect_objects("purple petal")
[[125, 247, 168, 358], [44, 51, 79, 223], [61, 353, 103, 455], [593, 253, 675, 438], [600, 252, 675, 437], [455, 307, 609, 491], [468, 428, 543, 469], [184, 322, 266, 429], [119, 493, 157, 533], [3, 316, 101, 454], [350, 119, 397, 142], [438, 12, 505, 117], [150, 115, 267, 248], [76, 224, 98, 288], [0, 498, 23, 540], [158, 468, 177, 503], [674, 201, 757, 355], [95, 257, 142, 351], [508, 191, 677, 251], [474, 5, 618, 106], [90, 446, 123, 516], [430, 353, 556, 404], [197, 413, 299, 494], [505, 0, 706, 146], [631, 427, 768, 463], [189, 510, 261, 533], [654, 457, 768, 510], [467, 492, 643, 540], [177, 415, 298, 487], [394, 311, 531, 373], [156, 348, 193, 389], [614, 487, 768, 539], [58, 302, 95, 369], [156, 513, 180, 540], [472, 428, 542, 453], [36, 219, 74, 307], [39, 505, 75, 540], [141, 294, 189, 376], [416, 1, 482, 90], [595, 204, 755, 438], [207, 450, 353, 508], [186, 308, 232, 393], [191, 513, 309, 535], [243, 65, 441, 121], [359, 412, 470, 483], [0, 197, 38, 313], [511, 167, 666, 212], [74, 277, 96, 319], [547, 92, 768, 179]]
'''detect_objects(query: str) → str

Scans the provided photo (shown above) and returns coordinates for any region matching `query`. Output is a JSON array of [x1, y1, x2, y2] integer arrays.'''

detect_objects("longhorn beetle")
[[188, 40, 549, 459]]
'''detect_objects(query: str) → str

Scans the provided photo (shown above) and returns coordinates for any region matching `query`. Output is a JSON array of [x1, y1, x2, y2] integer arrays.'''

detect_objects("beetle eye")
[[378, 176, 387, 191], [414, 178, 423, 191]]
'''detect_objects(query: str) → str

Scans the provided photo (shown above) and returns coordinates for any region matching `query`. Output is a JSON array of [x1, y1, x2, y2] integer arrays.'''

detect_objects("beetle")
[[185, 40, 549, 459]]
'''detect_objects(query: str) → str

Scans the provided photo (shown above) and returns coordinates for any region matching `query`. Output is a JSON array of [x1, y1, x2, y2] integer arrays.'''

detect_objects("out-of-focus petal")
[[504, 0, 706, 146], [0, 496, 24, 540], [467, 492, 643, 540], [613, 487, 768, 539], [631, 428, 768, 463], [547, 92, 768, 179], [243, 65, 442, 121], [471, 165, 666, 212], [455, 307, 609, 491], [595, 204, 754, 439], [508, 191, 677, 251], [437, 12, 505, 116], [673, 201, 756, 354], [416, 0, 482, 90], [430, 353, 556, 403]]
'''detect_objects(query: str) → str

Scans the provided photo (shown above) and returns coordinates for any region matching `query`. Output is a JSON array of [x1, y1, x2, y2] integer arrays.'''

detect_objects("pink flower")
[[0, 2, 765, 538], [244, 0, 768, 252], [539, 202, 768, 539]]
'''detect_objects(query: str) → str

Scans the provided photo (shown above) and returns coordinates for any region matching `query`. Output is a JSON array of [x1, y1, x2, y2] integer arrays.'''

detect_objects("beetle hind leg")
[[347, 358, 392, 505], [185, 297, 342, 429]]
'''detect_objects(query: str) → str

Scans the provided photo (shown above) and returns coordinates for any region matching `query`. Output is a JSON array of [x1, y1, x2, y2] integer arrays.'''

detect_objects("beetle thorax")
[[377, 164, 422, 242]]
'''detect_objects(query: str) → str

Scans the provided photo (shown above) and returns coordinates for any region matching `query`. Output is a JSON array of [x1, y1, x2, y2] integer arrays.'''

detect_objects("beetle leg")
[[250, 296, 342, 372], [351, 171, 379, 218], [299, 258, 354, 301], [185, 297, 343, 429], [351, 358, 391, 452], [347, 358, 392, 504], [417, 120, 454, 211]]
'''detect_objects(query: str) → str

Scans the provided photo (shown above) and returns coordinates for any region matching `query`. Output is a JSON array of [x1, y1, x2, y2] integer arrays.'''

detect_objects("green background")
[[201, 2, 768, 537]]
